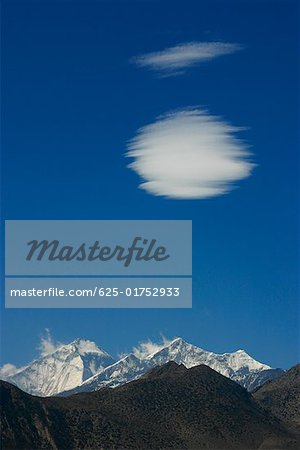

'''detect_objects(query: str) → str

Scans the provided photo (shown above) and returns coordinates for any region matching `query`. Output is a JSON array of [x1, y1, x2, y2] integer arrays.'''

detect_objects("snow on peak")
[[1, 336, 277, 397], [71, 339, 109, 357], [170, 337, 184, 344], [168, 337, 189, 348], [131, 337, 174, 359], [2, 338, 115, 397], [64, 337, 278, 397], [144, 338, 271, 376], [227, 349, 271, 371]]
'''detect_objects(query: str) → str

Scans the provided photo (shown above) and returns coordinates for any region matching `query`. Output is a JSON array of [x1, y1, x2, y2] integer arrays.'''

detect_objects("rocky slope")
[[254, 364, 300, 433], [1, 363, 298, 450]]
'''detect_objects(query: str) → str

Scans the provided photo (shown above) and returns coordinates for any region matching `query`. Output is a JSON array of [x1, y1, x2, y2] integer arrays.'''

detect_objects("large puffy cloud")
[[132, 42, 242, 76], [126, 108, 255, 199]]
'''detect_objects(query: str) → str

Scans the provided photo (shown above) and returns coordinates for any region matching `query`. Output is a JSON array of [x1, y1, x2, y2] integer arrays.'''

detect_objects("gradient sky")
[[1, 0, 299, 370]]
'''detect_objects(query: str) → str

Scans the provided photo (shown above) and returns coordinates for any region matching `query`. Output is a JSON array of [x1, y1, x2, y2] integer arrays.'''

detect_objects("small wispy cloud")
[[0, 363, 24, 379], [126, 108, 255, 199], [0, 330, 62, 379], [132, 41, 242, 76], [37, 328, 62, 357], [132, 336, 174, 359]]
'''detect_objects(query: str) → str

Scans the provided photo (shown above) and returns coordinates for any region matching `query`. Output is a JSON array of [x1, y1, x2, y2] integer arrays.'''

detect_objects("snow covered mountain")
[[144, 338, 284, 391], [62, 337, 284, 396], [1, 337, 283, 397], [70, 353, 150, 392], [1, 339, 115, 396]]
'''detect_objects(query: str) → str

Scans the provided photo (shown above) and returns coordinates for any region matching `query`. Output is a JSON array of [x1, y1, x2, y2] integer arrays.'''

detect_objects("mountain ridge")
[[1, 336, 284, 396], [62, 336, 284, 396], [1, 362, 298, 450], [254, 364, 300, 433]]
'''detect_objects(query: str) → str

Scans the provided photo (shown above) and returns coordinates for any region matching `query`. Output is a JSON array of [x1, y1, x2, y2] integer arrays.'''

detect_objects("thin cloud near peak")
[[37, 328, 63, 357], [132, 41, 242, 76], [132, 336, 175, 359], [126, 108, 255, 200]]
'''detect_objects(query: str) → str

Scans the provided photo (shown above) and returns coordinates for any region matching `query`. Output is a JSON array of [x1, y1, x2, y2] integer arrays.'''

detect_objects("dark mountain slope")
[[1, 381, 56, 449], [254, 364, 300, 433], [1, 363, 298, 450]]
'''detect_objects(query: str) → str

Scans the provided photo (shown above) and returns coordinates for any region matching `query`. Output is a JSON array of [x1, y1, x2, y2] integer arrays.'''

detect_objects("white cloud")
[[0, 363, 24, 380], [132, 336, 174, 359], [37, 328, 62, 357], [126, 108, 255, 199], [132, 41, 242, 76], [75, 339, 105, 356], [0, 329, 63, 380]]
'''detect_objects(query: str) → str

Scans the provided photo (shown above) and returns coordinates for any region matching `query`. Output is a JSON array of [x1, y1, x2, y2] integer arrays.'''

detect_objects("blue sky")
[[1, 0, 299, 370]]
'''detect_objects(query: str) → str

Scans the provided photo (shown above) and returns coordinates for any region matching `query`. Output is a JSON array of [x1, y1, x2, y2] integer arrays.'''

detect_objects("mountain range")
[[1, 362, 299, 450], [0, 337, 284, 397]]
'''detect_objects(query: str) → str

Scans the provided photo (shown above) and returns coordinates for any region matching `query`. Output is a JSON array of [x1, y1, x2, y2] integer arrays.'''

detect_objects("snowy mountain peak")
[[143, 338, 272, 381], [170, 337, 185, 345], [1, 336, 282, 397], [168, 336, 204, 350], [2, 338, 115, 397], [168, 337, 193, 347], [168, 337, 195, 349], [68, 338, 110, 357], [62, 337, 282, 397], [144, 337, 204, 361], [225, 349, 271, 372]]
